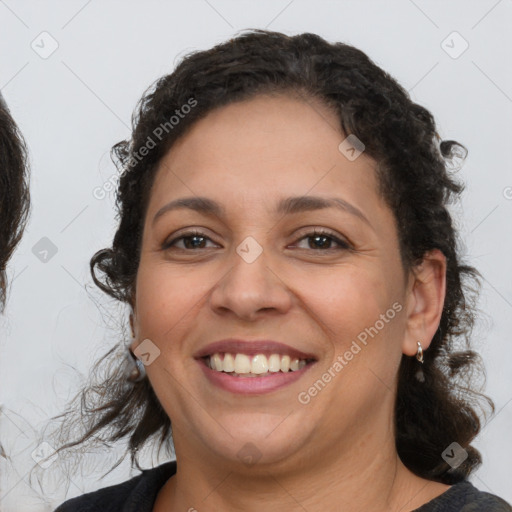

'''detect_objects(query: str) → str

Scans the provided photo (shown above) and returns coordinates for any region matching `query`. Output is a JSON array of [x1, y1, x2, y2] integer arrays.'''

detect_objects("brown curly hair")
[[0, 92, 30, 311], [51, 29, 493, 485]]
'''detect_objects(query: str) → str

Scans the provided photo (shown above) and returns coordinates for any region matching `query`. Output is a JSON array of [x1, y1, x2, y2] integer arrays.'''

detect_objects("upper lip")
[[194, 339, 317, 361]]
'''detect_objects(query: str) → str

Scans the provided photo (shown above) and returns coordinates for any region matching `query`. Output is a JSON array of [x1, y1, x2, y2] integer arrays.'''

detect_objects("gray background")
[[1, 0, 511, 510]]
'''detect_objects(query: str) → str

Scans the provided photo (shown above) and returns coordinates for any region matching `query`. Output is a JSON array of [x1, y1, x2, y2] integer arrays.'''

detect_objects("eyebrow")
[[152, 195, 371, 227]]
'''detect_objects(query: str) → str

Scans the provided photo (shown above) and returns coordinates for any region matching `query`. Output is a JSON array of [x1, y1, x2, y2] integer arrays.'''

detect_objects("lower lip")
[[197, 359, 315, 394]]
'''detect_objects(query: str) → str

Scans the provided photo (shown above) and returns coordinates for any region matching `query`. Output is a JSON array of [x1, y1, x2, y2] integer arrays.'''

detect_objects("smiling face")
[[131, 93, 423, 473]]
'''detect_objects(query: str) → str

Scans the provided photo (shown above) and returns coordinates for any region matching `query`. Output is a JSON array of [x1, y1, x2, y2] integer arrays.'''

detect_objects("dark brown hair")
[[50, 29, 493, 485], [0, 93, 30, 311]]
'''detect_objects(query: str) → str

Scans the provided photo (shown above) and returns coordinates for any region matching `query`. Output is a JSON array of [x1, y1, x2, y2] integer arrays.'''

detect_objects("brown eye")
[[162, 231, 218, 251], [293, 229, 351, 251]]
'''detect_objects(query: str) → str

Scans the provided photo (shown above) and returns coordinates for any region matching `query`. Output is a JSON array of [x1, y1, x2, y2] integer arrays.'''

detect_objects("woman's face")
[[132, 94, 420, 471]]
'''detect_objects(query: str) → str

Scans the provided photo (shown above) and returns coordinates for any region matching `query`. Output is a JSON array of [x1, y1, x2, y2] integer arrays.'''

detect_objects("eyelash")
[[162, 228, 351, 253]]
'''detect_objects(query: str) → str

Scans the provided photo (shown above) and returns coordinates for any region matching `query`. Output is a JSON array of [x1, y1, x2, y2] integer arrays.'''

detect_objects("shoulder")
[[416, 480, 512, 512], [54, 461, 177, 512], [459, 482, 512, 512]]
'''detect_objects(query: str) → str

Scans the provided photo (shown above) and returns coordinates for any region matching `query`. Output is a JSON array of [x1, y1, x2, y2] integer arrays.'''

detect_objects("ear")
[[402, 249, 446, 357]]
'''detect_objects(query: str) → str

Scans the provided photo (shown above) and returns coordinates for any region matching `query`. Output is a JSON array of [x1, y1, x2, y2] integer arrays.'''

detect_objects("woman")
[[0, 91, 30, 311], [53, 30, 511, 511]]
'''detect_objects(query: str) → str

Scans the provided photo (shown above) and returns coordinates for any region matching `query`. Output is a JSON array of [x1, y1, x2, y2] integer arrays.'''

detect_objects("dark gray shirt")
[[54, 461, 512, 511]]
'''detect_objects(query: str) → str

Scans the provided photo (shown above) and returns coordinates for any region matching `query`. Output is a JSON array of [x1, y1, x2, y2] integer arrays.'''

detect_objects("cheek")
[[133, 263, 218, 351], [299, 266, 406, 391], [293, 265, 394, 339]]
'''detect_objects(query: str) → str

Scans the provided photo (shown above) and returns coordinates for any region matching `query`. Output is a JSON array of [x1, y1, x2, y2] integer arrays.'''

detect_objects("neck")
[[153, 422, 448, 511]]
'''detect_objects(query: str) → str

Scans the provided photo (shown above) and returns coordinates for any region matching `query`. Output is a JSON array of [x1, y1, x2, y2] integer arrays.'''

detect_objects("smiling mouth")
[[202, 353, 316, 377]]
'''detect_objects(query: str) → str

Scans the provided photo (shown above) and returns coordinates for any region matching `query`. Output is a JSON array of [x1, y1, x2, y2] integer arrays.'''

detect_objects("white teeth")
[[206, 353, 310, 375], [234, 354, 251, 374], [223, 353, 235, 372], [268, 354, 281, 372], [212, 353, 222, 371], [251, 354, 269, 374]]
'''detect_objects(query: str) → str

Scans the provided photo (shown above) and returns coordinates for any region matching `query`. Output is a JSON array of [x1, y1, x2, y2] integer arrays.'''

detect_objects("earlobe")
[[402, 249, 447, 357]]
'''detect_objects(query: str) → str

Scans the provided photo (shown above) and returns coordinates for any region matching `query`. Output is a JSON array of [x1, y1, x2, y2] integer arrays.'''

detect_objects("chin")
[[198, 414, 307, 469]]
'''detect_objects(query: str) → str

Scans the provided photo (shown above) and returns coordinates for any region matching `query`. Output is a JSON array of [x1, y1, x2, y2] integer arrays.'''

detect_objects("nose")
[[208, 245, 293, 322]]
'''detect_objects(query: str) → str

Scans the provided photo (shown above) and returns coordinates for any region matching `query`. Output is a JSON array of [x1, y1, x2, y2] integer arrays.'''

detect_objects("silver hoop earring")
[[416, 341, 424, 364], [127, 349, 146, 383], [415, 341, 425, 382]]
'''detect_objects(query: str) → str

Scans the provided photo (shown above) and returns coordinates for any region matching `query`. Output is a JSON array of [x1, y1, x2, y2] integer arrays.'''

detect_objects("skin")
[[131, 93, 450, 511]]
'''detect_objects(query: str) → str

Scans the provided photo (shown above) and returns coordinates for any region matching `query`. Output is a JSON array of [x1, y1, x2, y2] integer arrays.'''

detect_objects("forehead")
[[164, 93, 347, 170], [148, 94, 383, 220]]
